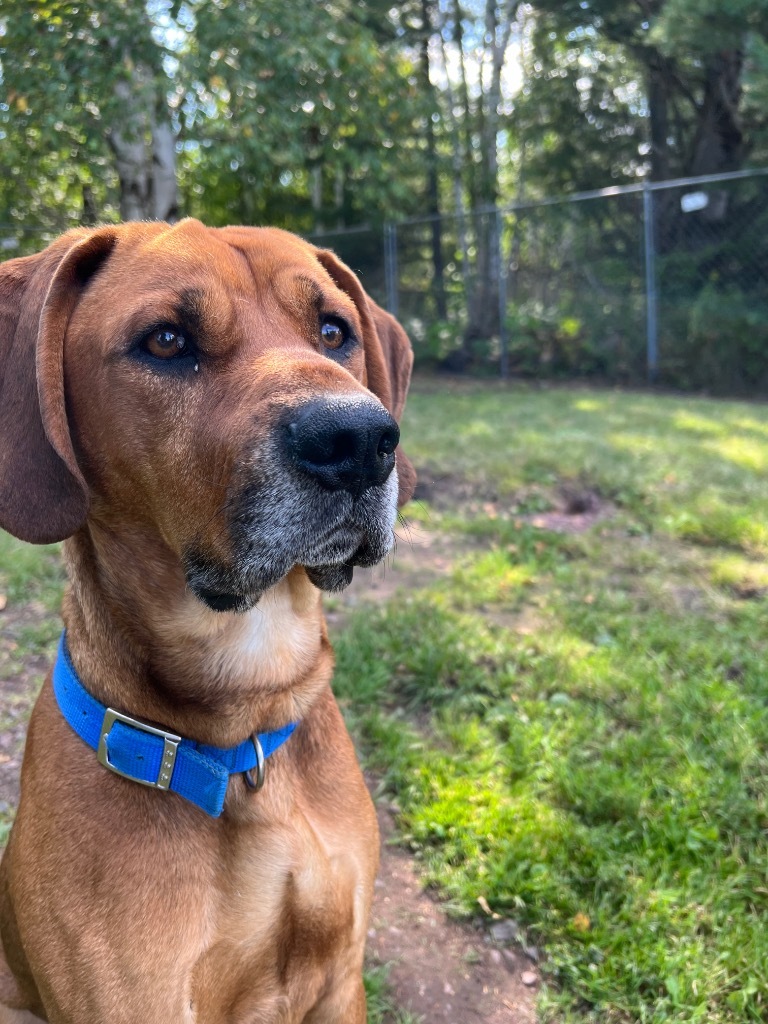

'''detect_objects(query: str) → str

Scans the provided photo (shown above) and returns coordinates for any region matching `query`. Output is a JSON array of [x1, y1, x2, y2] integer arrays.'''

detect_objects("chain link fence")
[[312, 168, 768, 393], [3, 168, 766, 393]]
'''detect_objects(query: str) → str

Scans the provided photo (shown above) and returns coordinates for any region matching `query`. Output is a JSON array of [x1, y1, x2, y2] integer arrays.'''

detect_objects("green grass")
[[332, 378, 768, 1023], [0, 531, 65, 609], [401, 380, 768, 555]]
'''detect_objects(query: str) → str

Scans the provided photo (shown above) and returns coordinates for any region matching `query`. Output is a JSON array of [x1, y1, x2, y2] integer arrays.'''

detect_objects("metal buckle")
[[97, 708, 181, 790], [243, 734, 265, 792]]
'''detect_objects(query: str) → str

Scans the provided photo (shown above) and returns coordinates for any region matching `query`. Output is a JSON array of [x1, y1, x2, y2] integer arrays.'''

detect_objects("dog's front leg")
[[302, 975, 366, 1024]]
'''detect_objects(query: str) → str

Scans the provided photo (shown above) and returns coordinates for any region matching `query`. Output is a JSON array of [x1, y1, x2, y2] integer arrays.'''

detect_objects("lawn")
[[332, 378, 768, 1023], [2, 377, 768, 1022]]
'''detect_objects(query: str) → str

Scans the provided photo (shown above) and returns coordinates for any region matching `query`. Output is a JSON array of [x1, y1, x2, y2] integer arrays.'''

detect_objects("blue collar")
[[52, 633, 297, 818]]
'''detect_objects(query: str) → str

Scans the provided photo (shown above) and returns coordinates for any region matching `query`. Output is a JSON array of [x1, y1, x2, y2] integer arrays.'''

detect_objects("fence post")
[[642, 182, 658, 383], [496, 209, 509, 379], [384, 222, 398, 319]]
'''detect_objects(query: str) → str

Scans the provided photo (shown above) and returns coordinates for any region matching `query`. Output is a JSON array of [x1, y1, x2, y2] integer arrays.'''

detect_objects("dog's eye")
[[141, 327, 190, 360], [320, 316, 350, 351]]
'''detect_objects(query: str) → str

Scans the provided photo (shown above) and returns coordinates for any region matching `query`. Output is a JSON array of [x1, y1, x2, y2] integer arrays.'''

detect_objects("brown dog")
[[0, 220, 416, 1023]]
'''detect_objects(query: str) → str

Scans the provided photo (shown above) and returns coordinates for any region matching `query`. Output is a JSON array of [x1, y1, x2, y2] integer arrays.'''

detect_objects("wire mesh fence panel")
[[4, 168, 766, 392], [650, 174, 768, 391], [386, 168, 767, 391], [389, 197, 648, 379], [502, 192, 647, 381]]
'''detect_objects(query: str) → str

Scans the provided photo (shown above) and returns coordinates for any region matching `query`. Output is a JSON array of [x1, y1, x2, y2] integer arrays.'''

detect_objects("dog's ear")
[[314, 249, 416, 506], [0, 227, 118, 543]]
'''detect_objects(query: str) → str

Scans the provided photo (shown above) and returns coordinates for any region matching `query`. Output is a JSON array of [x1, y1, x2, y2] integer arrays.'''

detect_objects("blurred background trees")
[[1, 0, 767, 387], [4, 0, 766, 233]]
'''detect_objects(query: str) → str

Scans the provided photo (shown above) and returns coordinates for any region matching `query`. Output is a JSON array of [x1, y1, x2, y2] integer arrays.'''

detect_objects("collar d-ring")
[[243, 733, 266, 791]]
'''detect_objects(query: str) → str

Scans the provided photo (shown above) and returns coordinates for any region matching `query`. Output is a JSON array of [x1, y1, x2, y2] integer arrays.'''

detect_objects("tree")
[[0, 0, 178, 239], [527, 0, 768, 184], [180, 0, 428, 232], [1, 1, 430, 245], [431, 0, 522, 353]]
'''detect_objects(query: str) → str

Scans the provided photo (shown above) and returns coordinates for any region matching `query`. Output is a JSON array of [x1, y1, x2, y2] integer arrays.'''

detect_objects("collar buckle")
[[97, 707, 181, 790]]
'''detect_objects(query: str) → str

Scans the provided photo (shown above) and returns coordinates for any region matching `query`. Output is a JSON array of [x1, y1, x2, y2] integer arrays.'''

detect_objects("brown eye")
[[142, 327, 189, 360], [320, 317, 349, 351]]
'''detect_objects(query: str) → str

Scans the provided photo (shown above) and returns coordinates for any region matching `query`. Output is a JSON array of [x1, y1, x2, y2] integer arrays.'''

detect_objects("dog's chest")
[[190, 812, 367, 1021]]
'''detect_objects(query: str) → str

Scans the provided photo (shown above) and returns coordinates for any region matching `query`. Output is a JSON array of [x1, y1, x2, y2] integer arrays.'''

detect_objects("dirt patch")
[[414, 474, 503, 513], [520, 482, 614, 536], [413, 473, 614, 537], [367, 798, 539, 1024]]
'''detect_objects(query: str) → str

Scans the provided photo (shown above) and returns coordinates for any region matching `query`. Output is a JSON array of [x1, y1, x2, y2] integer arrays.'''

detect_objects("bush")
[[685, 284, 768, 392]]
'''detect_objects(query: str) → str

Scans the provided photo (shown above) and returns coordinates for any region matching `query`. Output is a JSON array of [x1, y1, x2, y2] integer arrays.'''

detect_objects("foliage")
[[0, 0, 430, 244], [333, 379, 768, 1022], [512, 15, 647, 193], [685, 284, 768, 391], [2, 2, 768, 388], [0, 0, 169, 243], [180, 0, 429, 231], [525, 0, 768, 184]]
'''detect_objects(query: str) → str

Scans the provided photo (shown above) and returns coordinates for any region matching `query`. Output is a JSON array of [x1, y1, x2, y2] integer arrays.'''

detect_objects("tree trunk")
[[463, 0, 518, 347], [108, 73, 177, 222], [689, 48, 744, 178], [438, 9, 474, 364], [646, 54, 677, 251], [151, 121, 179, 221], [647, 56, 672, 183], [647, 45, 745, 251], [421, 0, 447, 319]]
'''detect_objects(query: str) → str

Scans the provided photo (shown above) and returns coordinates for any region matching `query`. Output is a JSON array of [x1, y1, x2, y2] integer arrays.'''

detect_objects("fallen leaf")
[[572, 912, 591, 932]]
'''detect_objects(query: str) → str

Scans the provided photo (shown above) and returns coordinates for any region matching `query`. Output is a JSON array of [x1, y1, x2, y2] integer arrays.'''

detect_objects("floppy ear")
[[314, 248, 417, 506], [0, 227, 118, 543]]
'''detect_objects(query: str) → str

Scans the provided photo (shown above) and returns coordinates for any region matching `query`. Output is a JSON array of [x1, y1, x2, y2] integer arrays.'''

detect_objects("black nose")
[[285, 398, 399, 494]]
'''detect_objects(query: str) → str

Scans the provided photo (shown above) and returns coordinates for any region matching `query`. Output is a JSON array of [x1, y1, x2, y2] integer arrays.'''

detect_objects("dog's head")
[[0, 220, 416, 611]]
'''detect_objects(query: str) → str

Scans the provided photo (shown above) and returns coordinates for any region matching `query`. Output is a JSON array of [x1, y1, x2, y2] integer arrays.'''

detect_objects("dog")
[[0, 219, 416, 1023]]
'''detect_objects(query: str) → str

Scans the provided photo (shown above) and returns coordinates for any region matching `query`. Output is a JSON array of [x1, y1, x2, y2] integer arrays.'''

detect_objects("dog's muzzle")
[[184, 395, 401, 612]]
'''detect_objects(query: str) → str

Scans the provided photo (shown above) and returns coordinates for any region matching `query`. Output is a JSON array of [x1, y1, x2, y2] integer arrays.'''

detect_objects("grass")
[[0, 531, 65, 609], [330, 378, 768, 1023], [3, 377, 768, 1022]]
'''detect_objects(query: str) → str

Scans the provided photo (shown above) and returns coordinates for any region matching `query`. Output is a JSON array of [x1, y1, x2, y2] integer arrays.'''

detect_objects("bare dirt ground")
[[368, 797, 540, 1024]]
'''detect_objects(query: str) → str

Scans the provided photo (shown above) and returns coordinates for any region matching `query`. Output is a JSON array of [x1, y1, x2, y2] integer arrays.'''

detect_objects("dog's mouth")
[[192, 561, 355, 614], [194, 586, 253, 613], [185, 533, 390, 613], [184, 452, 399, 613], [304, 563, 354, 593], [303, 534, 384, 593]]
